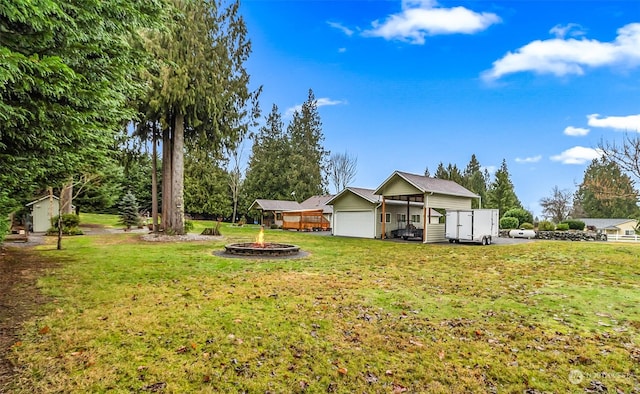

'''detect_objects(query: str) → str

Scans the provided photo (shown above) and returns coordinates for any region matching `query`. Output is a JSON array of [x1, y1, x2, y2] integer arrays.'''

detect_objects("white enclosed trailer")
[[445, 209, 499, 245]]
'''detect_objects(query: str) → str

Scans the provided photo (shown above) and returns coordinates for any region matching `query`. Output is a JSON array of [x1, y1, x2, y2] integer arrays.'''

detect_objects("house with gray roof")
[[580, 218, 638, 237], [328, 171, 477, 242]]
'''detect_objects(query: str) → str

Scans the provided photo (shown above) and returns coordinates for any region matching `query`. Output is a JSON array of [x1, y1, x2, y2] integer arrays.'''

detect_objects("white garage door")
[[334, 210, 375, 238]]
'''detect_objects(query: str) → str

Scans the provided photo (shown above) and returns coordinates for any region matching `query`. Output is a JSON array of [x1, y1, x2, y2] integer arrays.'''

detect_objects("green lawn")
[[7, 221, 640, 393]]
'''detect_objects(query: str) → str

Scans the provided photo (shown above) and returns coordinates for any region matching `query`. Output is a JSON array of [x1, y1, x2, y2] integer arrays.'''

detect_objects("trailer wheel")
[[481, 237, 488, 246], [487, 237, 492, 245], [449, 239, 454, 243]]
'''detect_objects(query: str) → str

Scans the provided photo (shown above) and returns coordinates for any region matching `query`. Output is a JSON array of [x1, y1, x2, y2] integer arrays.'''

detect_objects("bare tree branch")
[[328, 151, 357, 193], [598, 133, 640, 181]]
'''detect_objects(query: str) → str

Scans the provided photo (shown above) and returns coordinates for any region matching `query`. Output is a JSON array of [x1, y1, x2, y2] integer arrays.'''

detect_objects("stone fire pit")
[[224, 242, 301, 257]]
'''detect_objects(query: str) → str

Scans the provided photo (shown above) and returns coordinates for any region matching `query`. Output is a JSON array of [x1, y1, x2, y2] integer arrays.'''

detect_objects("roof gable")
[[326, 187, 380, 205], [374, 171, 479, 198]]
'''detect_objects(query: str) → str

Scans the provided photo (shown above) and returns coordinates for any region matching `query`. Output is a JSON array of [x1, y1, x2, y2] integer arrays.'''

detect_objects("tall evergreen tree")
[[184, 145, 232, 217], [462, 154, 488, 208], [434, 162, 448, 179], [287, 89, 329, 201], [142, 0, 259, 234], [244, 104, 293, 202], [486, 159, 522, 215], [575, 158, 640, 218]]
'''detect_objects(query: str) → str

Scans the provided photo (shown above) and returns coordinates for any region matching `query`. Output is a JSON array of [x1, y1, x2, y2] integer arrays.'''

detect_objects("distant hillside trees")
[[574, 158, 640, 219], [245, 90, 329, 204], [432, 154, 502, 210]]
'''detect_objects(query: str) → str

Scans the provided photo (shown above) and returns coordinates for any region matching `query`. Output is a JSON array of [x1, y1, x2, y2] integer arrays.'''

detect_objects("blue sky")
[[239, 0, 640, 217]]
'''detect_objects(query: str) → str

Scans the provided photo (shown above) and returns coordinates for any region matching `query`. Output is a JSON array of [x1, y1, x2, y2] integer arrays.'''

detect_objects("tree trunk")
[[152, 123, 159, 234], [60, 178, 73, 215], [171, 113, 185, 234], [162, 124, 173, 232], [57, 214, 62, 250]]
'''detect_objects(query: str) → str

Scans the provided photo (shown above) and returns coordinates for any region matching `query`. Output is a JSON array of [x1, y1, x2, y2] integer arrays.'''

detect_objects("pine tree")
[[142, 0, 259, 234], [486, 159, 522, 215], [244, 104, 293, 202], [434, 162, 448, 179], [575, 158, 640, 218], [287, 89, 329, 201], [463, 154, 488, 208], [184, 145, 232, 217], [119, 192, 140, 230]]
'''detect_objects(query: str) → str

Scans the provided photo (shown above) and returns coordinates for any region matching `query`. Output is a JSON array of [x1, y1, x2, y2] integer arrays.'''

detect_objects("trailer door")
[[460, 211, 474, 240]]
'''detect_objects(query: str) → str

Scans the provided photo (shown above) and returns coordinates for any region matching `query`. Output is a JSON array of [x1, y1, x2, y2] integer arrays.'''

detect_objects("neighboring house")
[[25, 195, 72, 232], [580, 218, 639, 237], [326, 187, 442, 239], [249, 195, 334, 228]]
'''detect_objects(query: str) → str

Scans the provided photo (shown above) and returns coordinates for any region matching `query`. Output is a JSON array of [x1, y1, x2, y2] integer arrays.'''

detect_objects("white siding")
[[425, 223, 446, 243], [334, 210, 376, 238]]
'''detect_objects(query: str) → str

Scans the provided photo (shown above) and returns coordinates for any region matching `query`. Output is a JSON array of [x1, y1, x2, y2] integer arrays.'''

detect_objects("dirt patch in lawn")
[[0, 245, 59, 391]]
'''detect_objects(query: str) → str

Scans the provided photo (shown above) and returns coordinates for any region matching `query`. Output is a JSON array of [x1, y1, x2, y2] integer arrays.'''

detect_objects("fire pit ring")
[[224, 242, 301, 257]]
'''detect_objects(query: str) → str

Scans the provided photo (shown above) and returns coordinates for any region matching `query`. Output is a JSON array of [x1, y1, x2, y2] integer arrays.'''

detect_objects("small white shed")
[[26, 195, 61, 232]]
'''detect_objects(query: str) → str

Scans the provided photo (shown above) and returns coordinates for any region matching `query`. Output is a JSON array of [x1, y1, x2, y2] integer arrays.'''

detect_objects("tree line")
[[2, 1, 639, 243]]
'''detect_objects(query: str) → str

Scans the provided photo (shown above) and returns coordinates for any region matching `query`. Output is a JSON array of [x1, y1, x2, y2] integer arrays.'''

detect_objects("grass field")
[[7, 220, 640, 393]]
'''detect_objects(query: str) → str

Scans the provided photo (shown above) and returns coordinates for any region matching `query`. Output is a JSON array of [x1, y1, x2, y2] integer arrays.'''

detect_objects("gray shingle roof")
[[250, 199, 302, 212], [374, 171, 479, 198], [300, 195, 334, 214], [580, 218, 638, 229]]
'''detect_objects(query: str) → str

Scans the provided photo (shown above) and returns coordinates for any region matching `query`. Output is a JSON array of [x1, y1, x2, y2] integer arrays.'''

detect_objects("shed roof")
[[580, 218, 638, 229], [374, 171, 479, 199], [26, 195, 60, 206], [249, 199, 302, 212], [300, 195, 334, 214]]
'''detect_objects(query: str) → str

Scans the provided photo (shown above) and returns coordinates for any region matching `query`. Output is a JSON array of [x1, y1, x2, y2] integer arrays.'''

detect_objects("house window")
[[625, 229, 635, 236], [276, 213, 282, 220], [397, 214, 406, 222], [380, 213, 390, 223], [411, 214, 420, 223]]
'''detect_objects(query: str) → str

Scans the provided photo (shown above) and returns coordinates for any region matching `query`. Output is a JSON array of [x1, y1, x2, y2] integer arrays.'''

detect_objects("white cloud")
[[587, 113, 640, 132], [549, 23, 585, 39], [515, 155, 542, 163], [483, 23, 640, 80], [285, 98, 346, 117], [363, 1, 500, 44], [563, 126, 590, 136], [550, 146, 603, 164], [327, 21, 354, 37], [338, 47, 347, 53]]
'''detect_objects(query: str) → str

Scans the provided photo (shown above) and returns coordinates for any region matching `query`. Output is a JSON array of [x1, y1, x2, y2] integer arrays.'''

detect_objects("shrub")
[[500, 217, 519, 229], [520, 222, 534, 230], [270, 224, 279, 229], [49, 214, 82, 235], [538, 221, 555, 231], [118, 192, 139, 229], [555, 223, 569, 231], [560, 219, 585, 230], [184, 220, 194, 232], [502, 208, 533, 228]]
